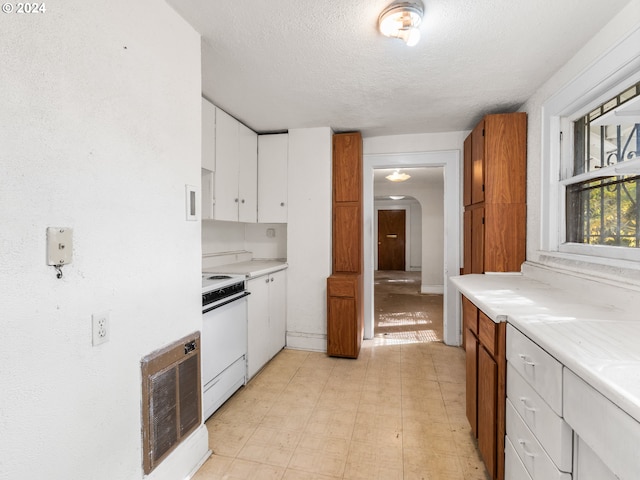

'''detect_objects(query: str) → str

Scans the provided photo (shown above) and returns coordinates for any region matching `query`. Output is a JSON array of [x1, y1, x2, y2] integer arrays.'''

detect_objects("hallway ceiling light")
[[385, 169, 411, 182], [378, 1, 424, 47], [389, 195, 405, 200]]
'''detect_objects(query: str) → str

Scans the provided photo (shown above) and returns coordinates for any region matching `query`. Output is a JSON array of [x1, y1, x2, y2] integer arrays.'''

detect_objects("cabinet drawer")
[[462, 296, 478, 334], [505, 436, 533, 480], [506, 400, 571, 480], [507, 365, 572, 472], [564, 368, 640, 480], [478, 312, 497, 356], [507, 325, 563, 415]]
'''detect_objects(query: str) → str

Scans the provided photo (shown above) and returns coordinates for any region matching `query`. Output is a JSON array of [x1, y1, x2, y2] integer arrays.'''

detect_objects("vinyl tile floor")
[[193, 272, 490, 480]]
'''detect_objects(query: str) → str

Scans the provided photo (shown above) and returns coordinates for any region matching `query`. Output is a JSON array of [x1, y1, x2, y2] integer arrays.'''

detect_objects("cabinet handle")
[[271, 277, 274, 282], [519, 397, 538, 413], [518, 354, 537, 367], [241, 199, 245, 204], [235, 198, 239, 203], [518, 439, 538, 458], [265, 278, 270, 283], [280, 202, 285, 207]]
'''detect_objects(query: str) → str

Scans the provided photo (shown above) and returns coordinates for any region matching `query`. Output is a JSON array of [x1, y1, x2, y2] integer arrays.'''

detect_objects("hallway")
[[193, 273, 489, 480]]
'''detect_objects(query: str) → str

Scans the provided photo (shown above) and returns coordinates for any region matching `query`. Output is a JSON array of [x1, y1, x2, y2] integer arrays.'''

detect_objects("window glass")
[[567, 81, 640, 248]]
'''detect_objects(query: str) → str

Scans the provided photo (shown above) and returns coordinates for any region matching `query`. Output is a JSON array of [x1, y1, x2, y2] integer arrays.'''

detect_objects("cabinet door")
[[471, 120, 485, 204], [463, 133, 472, 206], [471, 207, 485, 274], [478, 345, 497, 479], [463, 210, 472, 275], [267, 270, 287, 359], [202, 98, 216, 172], [333, 133, 362, 203], [258, 134, 288, 223], [246, 276, 270, 379], [214, 108, 239, 221], [326, 275, 360, 358], [333, 204, 361, 274], [465, 328, 478, 437], [238, 123, 257, 223], [484, 203, 526, 273]]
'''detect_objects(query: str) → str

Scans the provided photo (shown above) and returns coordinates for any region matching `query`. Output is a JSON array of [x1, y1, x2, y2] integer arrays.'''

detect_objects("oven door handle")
[[203, 291, 250, 314]]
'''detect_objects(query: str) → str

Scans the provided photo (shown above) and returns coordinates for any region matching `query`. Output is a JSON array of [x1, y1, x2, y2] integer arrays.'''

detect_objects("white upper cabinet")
[[258, 133, 288, 223], [213, 108, 240, 222], [201, 98, 216, 172], [238, 123, 258, 223]]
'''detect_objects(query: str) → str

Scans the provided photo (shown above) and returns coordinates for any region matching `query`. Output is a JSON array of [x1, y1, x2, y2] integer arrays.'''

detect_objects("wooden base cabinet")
[[327, 274, 362, 358], [463, 295, 506, 480]]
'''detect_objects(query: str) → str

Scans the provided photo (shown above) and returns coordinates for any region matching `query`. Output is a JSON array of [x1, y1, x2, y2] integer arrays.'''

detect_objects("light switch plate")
[[46, 227, 73, 266]]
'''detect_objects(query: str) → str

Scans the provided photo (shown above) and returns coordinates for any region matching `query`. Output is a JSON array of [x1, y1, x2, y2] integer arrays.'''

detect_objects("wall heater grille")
[[141, 332, 201, 475]]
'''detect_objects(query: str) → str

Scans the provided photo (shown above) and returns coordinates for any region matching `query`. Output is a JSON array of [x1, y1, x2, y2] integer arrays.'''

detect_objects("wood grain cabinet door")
[[333, 133, 362, 203], [471, 120, 485, 205], [466, 328, 479, 437], [478, 345, 498, 479]]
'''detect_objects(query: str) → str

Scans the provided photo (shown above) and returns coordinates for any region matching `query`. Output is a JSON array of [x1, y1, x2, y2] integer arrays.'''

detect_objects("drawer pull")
[[519, 397, 538, 412], [518, 354, 537, 367], [518, 439, 538, 458]]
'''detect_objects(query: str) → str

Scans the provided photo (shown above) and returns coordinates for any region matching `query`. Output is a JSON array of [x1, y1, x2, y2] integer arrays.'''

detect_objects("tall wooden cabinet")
[[327, 132, 363, 359], [463, 112, 526, 480], [463, 112, 527, 274]]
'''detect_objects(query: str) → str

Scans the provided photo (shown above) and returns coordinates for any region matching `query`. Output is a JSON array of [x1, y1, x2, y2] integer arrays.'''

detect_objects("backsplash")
[[202, 220, 286, 263]]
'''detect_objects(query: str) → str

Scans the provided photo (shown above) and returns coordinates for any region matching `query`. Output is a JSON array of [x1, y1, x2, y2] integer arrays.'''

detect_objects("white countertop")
[[451, 273, 640, 424], [203, 260, 287, 279]]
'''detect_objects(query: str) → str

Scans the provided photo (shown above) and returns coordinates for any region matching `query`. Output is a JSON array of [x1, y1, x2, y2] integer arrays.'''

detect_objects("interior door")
[[377, 210, 406, 271]]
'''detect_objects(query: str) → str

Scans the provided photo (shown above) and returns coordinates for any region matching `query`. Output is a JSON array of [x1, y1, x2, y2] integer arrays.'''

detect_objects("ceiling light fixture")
[[378, 1, 424, 47], [389, 195, 405, 200], [385, 169, 411, 182]]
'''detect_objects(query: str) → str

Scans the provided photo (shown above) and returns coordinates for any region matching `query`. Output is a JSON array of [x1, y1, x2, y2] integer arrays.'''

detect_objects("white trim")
[[363, 150, 461, 346], [540, 22, 640, 271], [285, 331, 326, 352], [421, 284, 444, 294]]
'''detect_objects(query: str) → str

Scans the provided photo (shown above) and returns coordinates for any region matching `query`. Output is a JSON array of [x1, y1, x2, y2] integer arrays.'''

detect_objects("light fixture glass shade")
[[389, 195, 405, 200], [378, 1, 424, 46], [385, 170, 411, 182]]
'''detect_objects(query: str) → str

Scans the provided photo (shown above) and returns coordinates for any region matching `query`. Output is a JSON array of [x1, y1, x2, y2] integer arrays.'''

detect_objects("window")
[[566, 82, 640, 248], [540, 22, 640, 267]]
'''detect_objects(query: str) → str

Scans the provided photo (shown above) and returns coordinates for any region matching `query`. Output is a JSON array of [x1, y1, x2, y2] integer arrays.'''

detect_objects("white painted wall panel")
[[285, 128, 333, 351], [0, 1, 205, 479]]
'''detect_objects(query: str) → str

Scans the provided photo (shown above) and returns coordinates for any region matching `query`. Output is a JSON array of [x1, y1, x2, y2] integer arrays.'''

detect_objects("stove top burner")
[[206, 275, 231, 280]]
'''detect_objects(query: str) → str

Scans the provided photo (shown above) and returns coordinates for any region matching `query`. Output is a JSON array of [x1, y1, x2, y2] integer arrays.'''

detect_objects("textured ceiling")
[[165, 0, 631, 136]]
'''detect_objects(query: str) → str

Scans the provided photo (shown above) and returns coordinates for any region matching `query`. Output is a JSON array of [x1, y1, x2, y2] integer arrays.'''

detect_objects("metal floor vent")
[[141, 332, 201, 475]]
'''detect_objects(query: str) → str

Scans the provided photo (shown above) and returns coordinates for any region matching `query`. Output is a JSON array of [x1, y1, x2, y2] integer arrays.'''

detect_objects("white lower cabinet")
[[564, 368, 640, 480], [573, 435, 617, 480], [506, 400, 571, 480], [506, 325, 572, 480], [505, 436, 533, 480], [247, 269, 286, 379]]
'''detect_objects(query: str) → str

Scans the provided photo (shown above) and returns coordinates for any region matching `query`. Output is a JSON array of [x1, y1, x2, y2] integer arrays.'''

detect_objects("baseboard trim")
[[286, 331, 326, 352], [421, 284, 444, 294]]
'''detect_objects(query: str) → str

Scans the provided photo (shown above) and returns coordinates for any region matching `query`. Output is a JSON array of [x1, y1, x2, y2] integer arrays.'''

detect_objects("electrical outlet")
[[92, 312, 109, 346]]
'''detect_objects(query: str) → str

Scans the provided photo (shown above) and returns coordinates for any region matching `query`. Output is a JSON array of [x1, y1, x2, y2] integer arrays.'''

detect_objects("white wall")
[[521, 0, 640, 282], [286, 127, 333, 351], [0, 1, 208, 479]]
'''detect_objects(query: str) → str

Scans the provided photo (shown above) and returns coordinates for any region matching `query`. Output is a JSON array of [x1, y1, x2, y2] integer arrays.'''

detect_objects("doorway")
[[378, 210, 406, 270], [363, 151, 461, 346]]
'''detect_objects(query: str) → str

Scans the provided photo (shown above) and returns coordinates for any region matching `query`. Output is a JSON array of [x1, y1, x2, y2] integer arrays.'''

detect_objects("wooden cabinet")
[[247, 269, 287, 378], [326, 275, 362, 358], [463, 295, 506, 480], [327, 132, 363, 358], [463, 112, 526, 274], [258, 133, 288, 223]]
